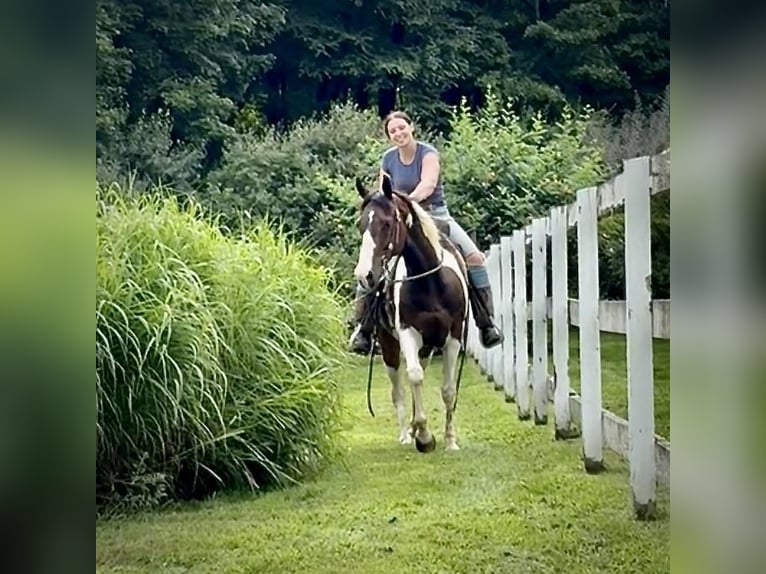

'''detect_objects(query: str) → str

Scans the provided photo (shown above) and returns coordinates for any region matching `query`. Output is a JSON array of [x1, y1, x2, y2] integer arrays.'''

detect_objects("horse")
[[353, 175, 469, 453]]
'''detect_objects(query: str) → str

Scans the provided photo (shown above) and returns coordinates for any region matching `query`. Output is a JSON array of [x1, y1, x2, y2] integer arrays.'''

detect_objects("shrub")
[[96, 110, 205, 194], [203, 101, 389, 297], [203, 102, 384, 229], [441, 86, 670, 302], [306, 172, 366, 298], [441, 87, 607, 249], [96, 185, 346, 512], [568, 191, 670, 300]]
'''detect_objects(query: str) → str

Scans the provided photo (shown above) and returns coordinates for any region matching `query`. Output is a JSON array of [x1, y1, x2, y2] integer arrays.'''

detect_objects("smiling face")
[[385, 115, 414, 148]]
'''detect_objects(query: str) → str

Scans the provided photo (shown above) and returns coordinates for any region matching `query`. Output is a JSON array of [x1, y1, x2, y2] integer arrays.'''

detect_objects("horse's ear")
[[355, 177, 368, 198], [381, 173, 393, 199]]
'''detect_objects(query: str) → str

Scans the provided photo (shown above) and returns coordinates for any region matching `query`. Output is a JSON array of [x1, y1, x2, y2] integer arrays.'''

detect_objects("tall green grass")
[[96, 185, 346, 511]]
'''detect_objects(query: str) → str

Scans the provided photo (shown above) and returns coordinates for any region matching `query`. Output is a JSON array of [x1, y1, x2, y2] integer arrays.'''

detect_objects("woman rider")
[[349, 110, 504, 354]]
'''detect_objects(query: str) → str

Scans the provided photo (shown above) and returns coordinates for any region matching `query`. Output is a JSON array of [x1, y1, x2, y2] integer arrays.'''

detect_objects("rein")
[[452, 296, 470, 412]]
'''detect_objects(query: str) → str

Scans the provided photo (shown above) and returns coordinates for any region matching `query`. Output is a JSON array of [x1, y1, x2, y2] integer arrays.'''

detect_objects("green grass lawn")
[[96, 355, 669, 574], [562, 327, 670, 441]]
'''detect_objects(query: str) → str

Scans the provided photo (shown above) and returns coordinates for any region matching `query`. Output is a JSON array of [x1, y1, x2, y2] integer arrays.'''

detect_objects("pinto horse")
[[353, 175, 469, 452]]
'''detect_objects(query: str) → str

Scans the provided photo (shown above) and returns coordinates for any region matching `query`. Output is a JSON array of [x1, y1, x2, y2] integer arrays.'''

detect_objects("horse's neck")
[[401, 230, 440, 277]]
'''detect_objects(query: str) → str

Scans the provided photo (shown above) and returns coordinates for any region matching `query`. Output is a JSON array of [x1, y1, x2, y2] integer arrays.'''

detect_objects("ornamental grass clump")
[[96, 186, 346, 511]]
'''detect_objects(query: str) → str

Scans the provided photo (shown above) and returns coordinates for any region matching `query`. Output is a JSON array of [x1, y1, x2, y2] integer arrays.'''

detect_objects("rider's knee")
[[465, 251, 485, 266]]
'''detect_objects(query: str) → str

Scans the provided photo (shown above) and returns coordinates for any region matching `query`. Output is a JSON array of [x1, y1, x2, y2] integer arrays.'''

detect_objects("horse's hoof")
[[445, 442, 460, 452], [399, 435, 413, 445], [415, 435, 436, 453]]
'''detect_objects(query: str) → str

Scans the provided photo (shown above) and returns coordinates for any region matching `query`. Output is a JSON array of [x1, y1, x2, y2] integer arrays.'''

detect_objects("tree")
[[96, 0, 286, 156]]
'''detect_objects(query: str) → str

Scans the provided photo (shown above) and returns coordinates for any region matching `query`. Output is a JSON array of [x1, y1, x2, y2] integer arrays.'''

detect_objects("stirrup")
[[480, 325, 504, 349]]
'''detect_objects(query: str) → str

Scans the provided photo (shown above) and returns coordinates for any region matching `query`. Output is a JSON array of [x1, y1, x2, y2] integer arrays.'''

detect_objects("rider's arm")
[[408, 151, 439, 203]]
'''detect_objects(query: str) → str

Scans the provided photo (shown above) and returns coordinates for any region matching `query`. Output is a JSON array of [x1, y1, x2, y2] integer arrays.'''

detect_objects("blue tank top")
[[380, 141, 446, 208]]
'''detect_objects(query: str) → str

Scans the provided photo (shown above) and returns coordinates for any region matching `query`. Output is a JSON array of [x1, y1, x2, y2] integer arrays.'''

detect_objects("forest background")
[[96, 0, 670, 300]]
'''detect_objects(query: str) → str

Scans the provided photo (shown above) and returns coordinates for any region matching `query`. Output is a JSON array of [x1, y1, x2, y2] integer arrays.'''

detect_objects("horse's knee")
[[407, 365, 424, 383], [465, 252, 485, 266]]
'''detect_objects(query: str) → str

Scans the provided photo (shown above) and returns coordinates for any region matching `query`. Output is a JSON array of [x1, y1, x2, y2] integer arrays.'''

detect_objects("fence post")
[[499, 235, 515, 403], [624, 157, 656, 519], [512, 229, 530, 420], [551, 206, 576, 439], [532, 218, 548, 425], [477, 249, 489, 375], [577, 186, 604, 473], [488, 244, 503, 390]]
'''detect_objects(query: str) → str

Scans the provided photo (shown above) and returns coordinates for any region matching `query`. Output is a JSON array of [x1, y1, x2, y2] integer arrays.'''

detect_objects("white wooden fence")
[[466, 149, 670, 521]]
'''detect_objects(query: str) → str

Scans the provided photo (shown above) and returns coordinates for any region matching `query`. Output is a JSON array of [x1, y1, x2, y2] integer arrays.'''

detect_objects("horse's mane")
[[395, 192, 443, 258]]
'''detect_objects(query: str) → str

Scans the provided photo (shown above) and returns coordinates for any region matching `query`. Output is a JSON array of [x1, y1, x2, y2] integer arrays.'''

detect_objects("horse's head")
[[353, 175, 408, 290], [353, 175, 445, 290]]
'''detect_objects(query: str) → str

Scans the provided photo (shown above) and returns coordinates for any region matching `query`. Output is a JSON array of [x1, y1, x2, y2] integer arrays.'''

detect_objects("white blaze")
[[354, 211, 376, 283]]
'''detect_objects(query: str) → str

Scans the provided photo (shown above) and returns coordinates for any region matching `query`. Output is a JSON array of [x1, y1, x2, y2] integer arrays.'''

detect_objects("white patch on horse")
[[353, 211, 376, 284], [386, 366, 411, 444], [441, 334, 462, 450], [440, 248, 469, 319], [398, 326, 427, 440], [391, 256, 408, 332], [399, 327, 424, 381]]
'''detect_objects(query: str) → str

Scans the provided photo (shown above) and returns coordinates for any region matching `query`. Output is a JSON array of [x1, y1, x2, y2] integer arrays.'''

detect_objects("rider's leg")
[[463, 251, 503, 348], [434, 213, 503, 349], [349, 282, 376, 354]]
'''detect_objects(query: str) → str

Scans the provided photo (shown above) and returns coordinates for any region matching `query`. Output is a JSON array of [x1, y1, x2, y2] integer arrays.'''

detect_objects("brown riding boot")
[[349, 290, 375, 355], [468, 285, 504, 349]]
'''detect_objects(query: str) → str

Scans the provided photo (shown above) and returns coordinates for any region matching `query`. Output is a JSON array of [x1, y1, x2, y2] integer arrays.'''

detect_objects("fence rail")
[[528, 298, 670, 339], [465, 150, 670, 521]]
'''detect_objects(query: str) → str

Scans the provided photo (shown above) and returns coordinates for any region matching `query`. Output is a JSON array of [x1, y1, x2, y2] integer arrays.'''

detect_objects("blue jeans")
[[425, 205, 481, 260]]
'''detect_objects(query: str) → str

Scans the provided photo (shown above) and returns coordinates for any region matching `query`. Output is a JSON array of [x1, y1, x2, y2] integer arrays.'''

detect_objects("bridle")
[[367, 196, 444, 290]]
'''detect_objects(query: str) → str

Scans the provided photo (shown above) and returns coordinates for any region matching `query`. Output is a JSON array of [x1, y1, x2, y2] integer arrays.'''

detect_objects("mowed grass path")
[[96, 355, 669, 574]]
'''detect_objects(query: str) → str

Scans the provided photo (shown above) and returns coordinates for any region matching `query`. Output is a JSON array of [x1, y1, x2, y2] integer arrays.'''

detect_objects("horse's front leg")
[[441, 335, 463, 451], [378, 331, 409, 444], [399, 327, 435, 453], [389, 369, 411, 445]]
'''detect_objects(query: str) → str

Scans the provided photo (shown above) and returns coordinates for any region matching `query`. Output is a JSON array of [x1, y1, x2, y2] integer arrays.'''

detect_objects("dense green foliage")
[[202, 103, 389, 296], [441, 88, 607, 247], [588, 191, 670, 300], [96, 188, 346, 510], [96, 0, 670, 302], [97, 0, 669, 179]]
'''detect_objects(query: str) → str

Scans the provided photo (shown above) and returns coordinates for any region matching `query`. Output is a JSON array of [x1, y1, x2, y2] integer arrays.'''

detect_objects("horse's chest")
[[397, 296, 450, 344]]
